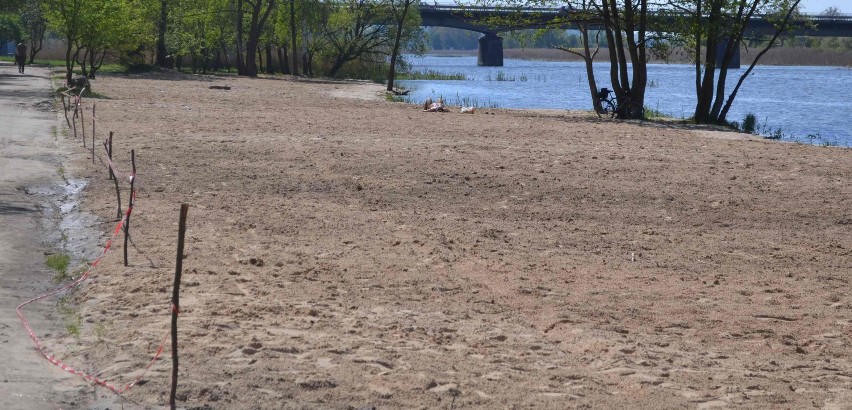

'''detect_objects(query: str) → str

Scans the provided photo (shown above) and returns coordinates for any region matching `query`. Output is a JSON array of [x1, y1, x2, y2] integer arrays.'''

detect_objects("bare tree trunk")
[[156, 0, 168, 66], [278, 45, 290, 74], [289, 0, 299, 75], [28, 37, 43, 64], [719, 0, 801, 123], [695, 2, 722, 123], [265, 43, 274, 74], [235, 0, 246, 75], [64, 39, 75, 85]]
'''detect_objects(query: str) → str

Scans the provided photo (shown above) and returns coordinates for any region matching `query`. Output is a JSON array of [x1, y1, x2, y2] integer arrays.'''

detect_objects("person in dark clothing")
[[15, 42, 27, 74]]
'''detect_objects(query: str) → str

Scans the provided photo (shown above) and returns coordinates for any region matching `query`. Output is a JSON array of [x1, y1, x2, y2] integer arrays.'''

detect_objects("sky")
[[800, 0, 851, 14]]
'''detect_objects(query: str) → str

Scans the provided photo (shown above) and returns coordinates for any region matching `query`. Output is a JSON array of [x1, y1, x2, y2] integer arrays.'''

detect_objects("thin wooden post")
[[169, 204, 189, 410], [79, 100, 85, 148], [123, 149, 136, 267], [107, 132, 114, 180], [104, 139, 121, 219], [61, 94, 71, 128], [71, 103, 77, 140], [91, 103, 96, 164]]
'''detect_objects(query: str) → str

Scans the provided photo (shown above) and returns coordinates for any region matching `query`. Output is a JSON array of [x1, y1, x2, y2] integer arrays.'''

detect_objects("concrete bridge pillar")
[[478, 33, 503, 67], [715, 41, 741, 69]]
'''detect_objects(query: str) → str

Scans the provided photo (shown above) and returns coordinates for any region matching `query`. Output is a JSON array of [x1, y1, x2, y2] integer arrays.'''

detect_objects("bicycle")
[[596, 88, 617, 119], [595, 87, 643, 120]]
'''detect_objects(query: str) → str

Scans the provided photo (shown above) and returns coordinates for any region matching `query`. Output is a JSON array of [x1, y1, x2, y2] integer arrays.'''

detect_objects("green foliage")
[[0, 12, 23, 41], [46, 253, 71, 282], [643, 105, 669, 120], [742, 113, 757, 134], [57, 295, 82, 338], [42, 0, 151, 79]]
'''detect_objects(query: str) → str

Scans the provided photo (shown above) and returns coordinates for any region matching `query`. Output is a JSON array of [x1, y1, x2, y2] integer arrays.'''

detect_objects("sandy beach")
[[42, 70, 852, 409]]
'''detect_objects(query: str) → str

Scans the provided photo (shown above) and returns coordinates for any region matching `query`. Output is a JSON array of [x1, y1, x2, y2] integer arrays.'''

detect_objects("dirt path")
[[0, 63, 87, 409]]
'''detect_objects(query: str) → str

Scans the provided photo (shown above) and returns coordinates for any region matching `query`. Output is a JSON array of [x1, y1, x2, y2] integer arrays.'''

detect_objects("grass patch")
[[57, 295, 82, 339], [643, 105, 669, 120], [386, 92, 414, 104], [81, 88, 109, 99], [46, 253, 71, 282]]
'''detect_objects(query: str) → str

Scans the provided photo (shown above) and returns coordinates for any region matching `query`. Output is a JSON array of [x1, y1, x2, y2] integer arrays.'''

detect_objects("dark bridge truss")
[[420, 5, 852, 37]]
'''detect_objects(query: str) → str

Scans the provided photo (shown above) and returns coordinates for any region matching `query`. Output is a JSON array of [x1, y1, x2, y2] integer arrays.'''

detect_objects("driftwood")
[[209, 85, 231, 90]]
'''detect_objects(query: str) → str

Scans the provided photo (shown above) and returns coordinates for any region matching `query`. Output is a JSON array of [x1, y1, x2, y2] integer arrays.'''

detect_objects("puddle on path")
[[27, 178, 101, 265]]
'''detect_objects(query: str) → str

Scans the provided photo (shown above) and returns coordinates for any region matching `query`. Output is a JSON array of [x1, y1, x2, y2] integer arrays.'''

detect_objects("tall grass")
[[742, 113, 758, 134], [399, 69, 467, 80]]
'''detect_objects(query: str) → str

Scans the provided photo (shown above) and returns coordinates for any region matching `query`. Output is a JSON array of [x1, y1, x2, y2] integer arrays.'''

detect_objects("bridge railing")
[[420, 5, 852, 23]]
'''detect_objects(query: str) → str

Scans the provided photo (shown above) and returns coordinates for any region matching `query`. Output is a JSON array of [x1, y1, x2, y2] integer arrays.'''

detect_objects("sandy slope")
[[54, 70, 852, 409]]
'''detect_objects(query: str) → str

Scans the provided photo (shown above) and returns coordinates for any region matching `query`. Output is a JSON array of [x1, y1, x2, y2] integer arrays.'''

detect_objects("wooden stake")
[[108, 132, 114, 180], [91, 103, 96, 164], [61, 94, 71, 128], [123, 149, 136, 267], [169, 204, 189, 410], [71, 104, 77, 140], [79, 101, 85, 147], [104, 139, 121, 219]]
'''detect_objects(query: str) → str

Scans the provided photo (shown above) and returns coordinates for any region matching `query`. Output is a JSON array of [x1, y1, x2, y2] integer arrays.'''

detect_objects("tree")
[[323, 0, 394, 77], [386, 0, 420, 91], [820, 6, 840, 17], [598, 0, 649, 119], [156, 0, 168, 66], [44, 0, 152, 82], [233, 0, 276, 76], [289, 0, 298, 74], [553, 2, 608, 115], [167, 0, 232, 73], [472, 0, 650, 119], [20, 0, 46, 63], [0, 13, 22, 42], [667, 0, 802, 124], [44, 0, 85, 84]]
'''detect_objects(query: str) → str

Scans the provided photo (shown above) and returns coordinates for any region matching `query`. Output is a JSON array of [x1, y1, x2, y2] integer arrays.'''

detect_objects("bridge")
[[419, 5, 852, 66]]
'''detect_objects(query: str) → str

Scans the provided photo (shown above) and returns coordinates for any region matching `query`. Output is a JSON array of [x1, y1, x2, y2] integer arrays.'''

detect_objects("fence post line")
[[169, 204, 189, 410], [123, 149, 136, 267]]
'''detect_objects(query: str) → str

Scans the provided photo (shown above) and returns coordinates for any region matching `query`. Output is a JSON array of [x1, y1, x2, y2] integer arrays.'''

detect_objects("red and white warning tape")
[[16, 173, 167, 395]]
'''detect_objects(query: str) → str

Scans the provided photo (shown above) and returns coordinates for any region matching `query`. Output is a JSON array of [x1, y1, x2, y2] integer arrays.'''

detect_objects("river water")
[[399, 55, 852, 147]]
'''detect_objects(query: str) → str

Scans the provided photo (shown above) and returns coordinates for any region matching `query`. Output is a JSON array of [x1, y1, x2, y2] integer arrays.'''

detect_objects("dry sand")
[[49, 70, 852, 409]]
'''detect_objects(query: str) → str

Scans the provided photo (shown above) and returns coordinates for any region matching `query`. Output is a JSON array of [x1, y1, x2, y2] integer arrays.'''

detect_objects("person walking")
[[15, 42, 27, 74]]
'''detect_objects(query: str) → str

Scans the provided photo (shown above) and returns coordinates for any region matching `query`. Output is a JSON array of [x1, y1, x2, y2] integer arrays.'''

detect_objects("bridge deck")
[[420, 5, 852, 37]]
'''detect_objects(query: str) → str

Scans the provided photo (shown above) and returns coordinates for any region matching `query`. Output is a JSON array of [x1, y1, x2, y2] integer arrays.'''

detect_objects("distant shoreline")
[[427, 47, 852, 67]]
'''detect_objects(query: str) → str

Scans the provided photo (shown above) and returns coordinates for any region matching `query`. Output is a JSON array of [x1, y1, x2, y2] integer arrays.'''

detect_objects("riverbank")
[[429, 47, 852, 67], [59, 70, 851, 408]]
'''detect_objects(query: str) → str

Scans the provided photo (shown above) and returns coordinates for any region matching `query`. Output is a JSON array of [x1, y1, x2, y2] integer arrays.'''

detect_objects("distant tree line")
[[1, 0, 426, 86]]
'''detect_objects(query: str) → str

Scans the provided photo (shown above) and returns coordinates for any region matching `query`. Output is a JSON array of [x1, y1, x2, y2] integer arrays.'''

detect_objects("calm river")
[[399, 55, 852, 147]]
